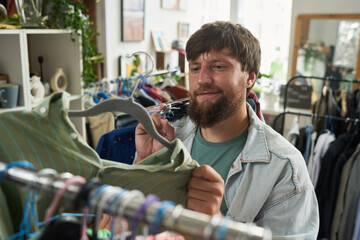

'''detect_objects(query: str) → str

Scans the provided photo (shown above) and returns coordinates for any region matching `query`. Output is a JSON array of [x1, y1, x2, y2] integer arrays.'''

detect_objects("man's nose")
[[197, 66, 212, 85]]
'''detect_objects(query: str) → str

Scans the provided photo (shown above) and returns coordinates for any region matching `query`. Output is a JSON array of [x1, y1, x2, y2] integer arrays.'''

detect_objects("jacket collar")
[[239, 104, 271, 163]]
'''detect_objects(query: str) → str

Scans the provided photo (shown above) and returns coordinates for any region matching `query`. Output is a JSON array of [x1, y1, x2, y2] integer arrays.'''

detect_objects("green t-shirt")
[[191, 127, 248, 215]]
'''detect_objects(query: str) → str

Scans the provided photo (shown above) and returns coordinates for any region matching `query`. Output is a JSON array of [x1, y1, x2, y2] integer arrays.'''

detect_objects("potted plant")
[[46, 0, 102, 86]]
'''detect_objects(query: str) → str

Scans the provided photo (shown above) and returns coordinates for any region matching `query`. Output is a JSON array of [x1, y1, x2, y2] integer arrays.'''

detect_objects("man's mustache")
[[193, 86, 223, 96]]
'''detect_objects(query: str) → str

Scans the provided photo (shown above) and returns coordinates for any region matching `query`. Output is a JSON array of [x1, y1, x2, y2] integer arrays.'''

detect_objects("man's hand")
[[187, 165, 224, 216], [135, 104, 175, 164]]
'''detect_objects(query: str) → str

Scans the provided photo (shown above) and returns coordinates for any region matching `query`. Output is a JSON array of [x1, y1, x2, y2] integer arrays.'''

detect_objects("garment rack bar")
[[273, 111, 359, 134], [0, 162, 271, 240]]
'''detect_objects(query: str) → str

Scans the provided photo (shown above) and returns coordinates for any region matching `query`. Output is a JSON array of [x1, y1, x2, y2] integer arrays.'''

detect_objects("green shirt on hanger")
[[0, 92, 199, 239]]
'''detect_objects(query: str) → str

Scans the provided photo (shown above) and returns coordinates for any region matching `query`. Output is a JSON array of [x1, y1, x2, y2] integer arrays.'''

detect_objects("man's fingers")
[[192, 165, 224, 183], [186, 197, 220, 216], [151, 113, 163, 129], [188, 177, 224, 196]]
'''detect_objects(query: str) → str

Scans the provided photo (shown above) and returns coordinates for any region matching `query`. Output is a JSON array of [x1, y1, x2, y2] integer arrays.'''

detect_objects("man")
[[135, 21, 319, 238]]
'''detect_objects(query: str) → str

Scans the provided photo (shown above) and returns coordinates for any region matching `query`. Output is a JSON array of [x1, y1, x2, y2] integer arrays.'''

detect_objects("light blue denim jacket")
[[172, 104, 319, 239]]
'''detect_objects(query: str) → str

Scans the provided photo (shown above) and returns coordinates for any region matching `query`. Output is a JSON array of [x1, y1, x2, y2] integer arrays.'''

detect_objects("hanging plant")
[[46, 0, 102, 86]]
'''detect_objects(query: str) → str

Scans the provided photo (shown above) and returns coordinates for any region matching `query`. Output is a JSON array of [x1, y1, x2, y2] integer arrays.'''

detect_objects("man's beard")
[[187, 85, 245, 128]]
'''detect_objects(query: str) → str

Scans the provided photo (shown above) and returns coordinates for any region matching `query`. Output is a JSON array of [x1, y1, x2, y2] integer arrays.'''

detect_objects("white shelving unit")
[[0, 29, 86, 138]]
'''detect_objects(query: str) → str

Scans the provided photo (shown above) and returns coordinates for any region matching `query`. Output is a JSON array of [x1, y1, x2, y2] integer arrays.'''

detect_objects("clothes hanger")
[[68, 51, 175, 151], [129, 194, 161, 240], [39, 176, 87, 240]]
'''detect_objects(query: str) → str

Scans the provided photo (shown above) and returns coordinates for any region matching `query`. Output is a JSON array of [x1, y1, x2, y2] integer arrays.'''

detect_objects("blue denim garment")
[[303, 125, 314, 164], [172, 104, 320, 239]]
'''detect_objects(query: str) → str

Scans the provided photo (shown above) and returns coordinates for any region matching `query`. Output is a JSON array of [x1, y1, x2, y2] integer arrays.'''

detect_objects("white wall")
[[97, 0, 230, 80], [288, 0, 360, 78]]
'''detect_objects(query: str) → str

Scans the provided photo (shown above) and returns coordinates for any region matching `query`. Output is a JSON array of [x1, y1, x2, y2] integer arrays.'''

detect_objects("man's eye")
[[190, 67, 200, 72], [213, 64, 225, 70]]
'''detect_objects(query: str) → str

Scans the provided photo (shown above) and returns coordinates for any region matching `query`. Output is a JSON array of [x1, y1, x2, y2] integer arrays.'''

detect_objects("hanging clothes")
[[331, 144, 360, 240], [312, 87, 338, 136], [337, 150, 360, 239], [306, 131, 317, 178], [302, 125, 313, 164], [310, 130, 335, 186], [316, 132, 360, 239], [96, 124, 137, 165], [87, 112, 115, 150], [286, 116, 300, 146], [0, 92, 199, 238]]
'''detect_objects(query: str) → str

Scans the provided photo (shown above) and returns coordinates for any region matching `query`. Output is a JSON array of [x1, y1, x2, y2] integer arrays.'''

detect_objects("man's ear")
[[246, 72, 257, 88]]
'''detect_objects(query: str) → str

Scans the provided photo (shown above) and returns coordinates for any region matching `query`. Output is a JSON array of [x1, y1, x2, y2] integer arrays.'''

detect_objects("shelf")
[[0, 29, 21, 34], [0, 29, 85, 138], [24, 29, 73, 34], [0, 29, 73, 35], [0, 106, 26, 113]]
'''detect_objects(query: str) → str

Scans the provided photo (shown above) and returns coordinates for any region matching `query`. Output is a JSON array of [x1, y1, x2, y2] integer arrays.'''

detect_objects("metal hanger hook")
[[125, 51, 155, 78]]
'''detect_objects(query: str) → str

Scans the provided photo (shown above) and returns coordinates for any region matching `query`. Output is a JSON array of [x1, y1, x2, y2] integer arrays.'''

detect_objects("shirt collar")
[[33, 92, 70, 117]]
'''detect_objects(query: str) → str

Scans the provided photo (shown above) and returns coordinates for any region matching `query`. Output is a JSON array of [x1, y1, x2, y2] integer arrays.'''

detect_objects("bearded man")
[[135, 21, 319, 239]]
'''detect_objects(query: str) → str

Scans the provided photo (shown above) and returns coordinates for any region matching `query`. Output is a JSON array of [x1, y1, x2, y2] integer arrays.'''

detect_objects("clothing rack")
[[276, 75, 360, 135], [0, 162, 271, 240], [283, 75, 360, 113], [272, 111, 359, 134]]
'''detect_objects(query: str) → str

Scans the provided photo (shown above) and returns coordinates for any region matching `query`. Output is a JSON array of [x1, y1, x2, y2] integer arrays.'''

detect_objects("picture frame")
[[151, 29, 165, 52], [161, 0, 187, 11], [161, 0, 178, 10], [160, 36, 172, 52], [178, 22, 190, 39], [121, 0, 145, 42]]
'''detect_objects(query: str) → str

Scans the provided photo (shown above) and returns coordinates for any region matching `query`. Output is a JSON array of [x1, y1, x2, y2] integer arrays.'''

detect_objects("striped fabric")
[[0, 188, 14, 239], [99, 138, 199, 205], [0, 93, 102, 238], [0, 92, 198, 238]]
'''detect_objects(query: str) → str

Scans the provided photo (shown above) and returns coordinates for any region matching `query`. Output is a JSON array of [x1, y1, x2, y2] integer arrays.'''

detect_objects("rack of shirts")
[[274, 74, 360, 136], [0, 161, 271, 240], [272, 75, 360, 239], [83, 68, 188, 150]]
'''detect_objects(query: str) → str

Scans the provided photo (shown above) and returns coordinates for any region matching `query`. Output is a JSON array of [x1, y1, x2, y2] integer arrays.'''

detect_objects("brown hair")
[[186, 21, 261, 77]]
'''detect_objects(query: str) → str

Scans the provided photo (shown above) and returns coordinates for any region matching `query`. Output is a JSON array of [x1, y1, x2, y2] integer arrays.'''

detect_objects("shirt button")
[[40, 107, 47, 114], [231, 164, 235, 168], [70, 132, 77, 139]]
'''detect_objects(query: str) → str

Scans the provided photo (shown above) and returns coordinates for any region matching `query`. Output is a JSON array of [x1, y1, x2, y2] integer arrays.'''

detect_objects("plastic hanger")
[[108, 189, 128, 239], [129, 194, 160, 240], [148, 200, 175, 235], [68, 51, 175, 151], [38, 176, 87, 240], [116, 190, 145, 240], [68, 96, 175, 150]]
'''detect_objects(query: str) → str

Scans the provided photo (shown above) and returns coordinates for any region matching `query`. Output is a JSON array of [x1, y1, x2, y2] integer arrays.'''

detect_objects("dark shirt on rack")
[[315, 133, 359, 239], [96, 125, 137, 165]]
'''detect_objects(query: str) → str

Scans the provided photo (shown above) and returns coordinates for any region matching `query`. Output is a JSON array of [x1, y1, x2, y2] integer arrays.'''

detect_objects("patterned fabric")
[[98, 138, 199, 205], [0, 92, 102, 237], [0, 92, 198, 239], [0, 187, 14, 239]]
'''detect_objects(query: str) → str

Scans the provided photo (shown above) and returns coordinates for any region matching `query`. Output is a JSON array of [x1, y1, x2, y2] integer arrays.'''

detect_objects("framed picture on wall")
[[121, 0, 145, 41], [160, 36, 172, 52], [161, 0, 178, 10], [161, 0, 187, 10], [151, 29, 165, 52], [178, 22, 190, 38]]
